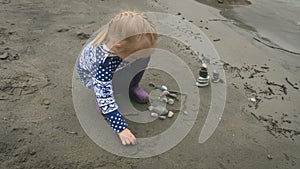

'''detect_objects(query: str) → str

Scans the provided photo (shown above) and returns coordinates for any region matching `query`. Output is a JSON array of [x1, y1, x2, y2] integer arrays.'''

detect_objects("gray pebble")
[[160, 91, 170, 97], [0, 52, 9, 60], [168, 93, 177, 99], [167, 98, 175, 105], [267, 155, 273, 160], [161, 85, 168, 91], [158, 116, 166, 120], [161, 98, 168, 103], [150, 112, 159, 118], [148, 106, 154, 111], [42, 99, 51, 105]]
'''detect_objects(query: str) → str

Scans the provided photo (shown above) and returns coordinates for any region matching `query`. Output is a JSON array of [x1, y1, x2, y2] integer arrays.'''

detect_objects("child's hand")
[[118, 128, 137, 145]]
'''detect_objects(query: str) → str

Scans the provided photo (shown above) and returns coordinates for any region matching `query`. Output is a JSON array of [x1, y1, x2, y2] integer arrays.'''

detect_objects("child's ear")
[[113, 43, 122, 50], [111, 43, 122, 53]]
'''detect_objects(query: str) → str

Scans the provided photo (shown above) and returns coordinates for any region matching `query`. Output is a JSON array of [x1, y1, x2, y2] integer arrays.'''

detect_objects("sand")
[[0, 0, 299, 168]]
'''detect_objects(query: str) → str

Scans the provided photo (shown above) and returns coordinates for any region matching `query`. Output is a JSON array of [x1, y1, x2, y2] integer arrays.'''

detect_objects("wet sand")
[[0, 0, 299, 168], [195, 0, 251, 8]]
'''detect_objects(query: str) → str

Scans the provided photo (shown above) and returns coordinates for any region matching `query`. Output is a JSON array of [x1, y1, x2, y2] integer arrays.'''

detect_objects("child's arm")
[[93, 80, 127, 132], [77, 44, 128, 132], [93, 80, 136, 145], [78, 44, 136, 145]]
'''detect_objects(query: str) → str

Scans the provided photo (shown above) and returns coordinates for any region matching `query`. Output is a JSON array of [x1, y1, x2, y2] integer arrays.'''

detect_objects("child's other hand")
[[118, 128, 137, 145]]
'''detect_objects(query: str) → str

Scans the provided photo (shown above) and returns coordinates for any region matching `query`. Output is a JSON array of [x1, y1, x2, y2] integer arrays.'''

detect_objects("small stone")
[[161, 85, 168, 91], [167, 98, 175, 105], [183, 111, 188, 115], [167, 111, 174, 118], [267, 155, 273, 160], [148, 106, 154, 111], [167, 93, 177, 99], [66, 131, 77, 135], [249, 97, 256, 102], [0, 52, 9, 60], [161, 98, 168, 103], [29, 150, 36, 156], [42, 99, 51, 105], [150, 112, 159, 118], [158, 116, 166, 120], [160, 90, 170, 97]]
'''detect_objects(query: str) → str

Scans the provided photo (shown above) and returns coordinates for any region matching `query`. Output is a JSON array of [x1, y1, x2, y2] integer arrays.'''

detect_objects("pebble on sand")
[[158, 116, 166, 120], [249, 97, 256, 102], [167, 111, 174, 118], [42, 98, 51, 105], [0, 52, 9, 60], [167, 93, 177, 99], [183, 111, 188, 115], [167, 98, 175, 105], [148, 106, 154, 111], [160, 90, 170, 97], [161, 85, 168, 91], [162, 98, 168, 103], [267, 154, 273, 160], [151, 112, 159, 118]]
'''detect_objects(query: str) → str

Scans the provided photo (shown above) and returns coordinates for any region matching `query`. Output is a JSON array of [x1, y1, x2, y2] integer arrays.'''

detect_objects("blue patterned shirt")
[[77, 42, 129, 133]]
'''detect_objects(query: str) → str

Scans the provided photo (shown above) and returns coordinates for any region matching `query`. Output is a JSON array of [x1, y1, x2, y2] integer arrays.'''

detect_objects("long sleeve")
[[77, 43, 96, 89], [77, 44, 128, 133], [92, 46, 127, 133], [93, 68, 128, 133]]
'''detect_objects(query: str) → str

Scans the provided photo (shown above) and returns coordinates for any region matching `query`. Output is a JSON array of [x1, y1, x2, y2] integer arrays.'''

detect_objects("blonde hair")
[[92, 11, 157, 54]]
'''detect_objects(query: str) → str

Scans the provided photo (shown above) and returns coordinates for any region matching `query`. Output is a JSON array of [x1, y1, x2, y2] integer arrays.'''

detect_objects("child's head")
[[93, 11, 157, 59]]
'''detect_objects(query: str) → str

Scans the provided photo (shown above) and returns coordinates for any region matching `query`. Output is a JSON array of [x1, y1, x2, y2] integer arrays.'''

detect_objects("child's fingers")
[[128, 137, 134, 145], [125, 137, 131, 145], [121, 136, 127, 145], [130, 135, 137, 145], [118, 129, 137, 145], [131, 138, 136, 145]]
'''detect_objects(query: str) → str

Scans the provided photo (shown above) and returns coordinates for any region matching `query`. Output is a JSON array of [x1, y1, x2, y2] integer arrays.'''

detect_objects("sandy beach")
[[0, 0, 299, 168]]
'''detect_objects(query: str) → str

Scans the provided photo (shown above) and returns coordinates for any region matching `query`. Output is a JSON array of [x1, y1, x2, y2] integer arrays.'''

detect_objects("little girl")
[[77, 11, 157, 145]]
